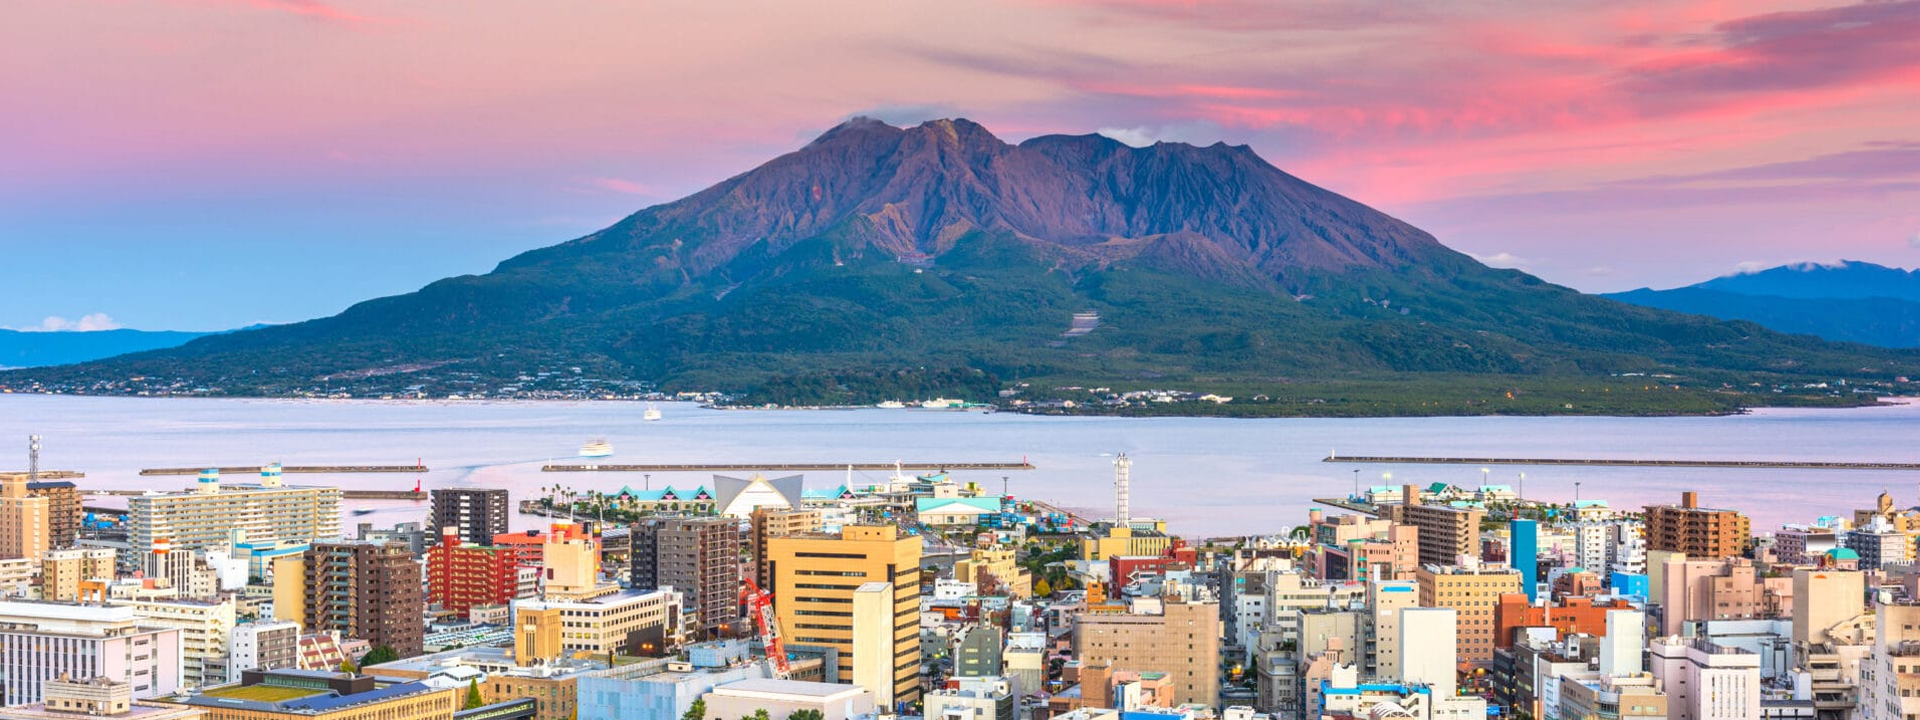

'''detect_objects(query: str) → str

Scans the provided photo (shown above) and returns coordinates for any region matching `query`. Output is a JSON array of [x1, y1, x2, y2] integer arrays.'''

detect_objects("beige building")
[[1074, 596, 1221, 708], [954, 548, 1032, 598], [767, 525, 922, 703], [750, 508, 820, 586], [164, 669, 456, 720], [1417, 563, 1522, 663], [512, 521, 682, 662], [0, 472, 52, 561], [42, 548, 116, 601], [1384, 486, 1484, 567], [1644, 491, 1750, 558], [1080, 525, 1171, 562], [0, 556, 36, 597], [115, 596, 239, 691], [0, 676, 205, 720]]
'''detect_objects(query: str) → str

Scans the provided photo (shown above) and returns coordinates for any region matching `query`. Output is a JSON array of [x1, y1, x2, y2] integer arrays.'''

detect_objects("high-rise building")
[[511, 521, 683, 661], [1074, 597, 1222, 708], [1511, 519, 1539, 602], [1384, 485, 1485, 566], [1858, 601, 1920, 720], [112, 595, 238, 690], [1417, 563, 1522, 664], [25, 480, 80, 549], [767, 525, 923, 703], [273, 540, 424, 658], [40, 547, 116, 601], [1643, 491, 1750, 558], [0, 472, 51, 561], [630, 516, 741, 639], [428, 527, 535, 613], [128, 467, 341, 568], [0, 600, 184, 706], [750, 508, 820, 586], [1657, 556, 1788, 636], [231, 620, 301, 674], [429, 488, 510, 546], [1366, 579, 1419, 680]]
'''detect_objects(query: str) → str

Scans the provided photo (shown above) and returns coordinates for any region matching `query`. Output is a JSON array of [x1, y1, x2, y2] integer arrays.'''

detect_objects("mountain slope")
[[0, 328, 216, 369], [1606, 261, 1920, 348], [6, 118, 1918, 407]]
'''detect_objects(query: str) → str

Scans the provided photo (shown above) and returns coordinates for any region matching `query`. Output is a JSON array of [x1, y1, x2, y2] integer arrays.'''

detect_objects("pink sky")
[[3, 0, 1919, 328]]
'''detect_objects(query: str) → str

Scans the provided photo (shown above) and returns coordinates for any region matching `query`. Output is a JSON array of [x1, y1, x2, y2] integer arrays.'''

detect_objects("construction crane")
[[740, 576, 790, 679]]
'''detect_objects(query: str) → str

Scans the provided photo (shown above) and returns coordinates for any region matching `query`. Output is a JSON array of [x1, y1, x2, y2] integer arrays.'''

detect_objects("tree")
[[1033, 577, 1053, 597], [788, 711, 823, 720], [358, 645, 399, 668], [463, 679, 485, 710], [752, 710, 771, 720], [681, 699, 706, 720], [337, 660, 357, 674]]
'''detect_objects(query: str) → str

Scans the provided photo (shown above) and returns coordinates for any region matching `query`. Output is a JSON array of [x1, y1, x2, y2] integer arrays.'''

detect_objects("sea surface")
[[1, 394, 1914, 538]]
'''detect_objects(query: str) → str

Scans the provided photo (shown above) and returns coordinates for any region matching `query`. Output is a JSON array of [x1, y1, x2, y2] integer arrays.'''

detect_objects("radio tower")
[[1113, 453, 1131, 528], [27, 435, 41, 482]]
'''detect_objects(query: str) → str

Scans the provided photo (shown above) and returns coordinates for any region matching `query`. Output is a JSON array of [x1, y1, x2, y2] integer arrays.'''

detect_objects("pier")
[[1323, 456, 1920, 470], [1313, 497, 1383, 516], [86, 488, 426, 500], [139, 464, 429, 476], [542, 461, 1036, 473], [0, 470, 85, 480]]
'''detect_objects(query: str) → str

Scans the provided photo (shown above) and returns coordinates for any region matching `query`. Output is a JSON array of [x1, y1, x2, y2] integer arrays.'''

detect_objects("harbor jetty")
[[0, 470, 85, 480], [543, 461, 1036, 473], [139, 464, 429, 476], [1323, 455, 1920, 470], [87, 488, 426, 500]]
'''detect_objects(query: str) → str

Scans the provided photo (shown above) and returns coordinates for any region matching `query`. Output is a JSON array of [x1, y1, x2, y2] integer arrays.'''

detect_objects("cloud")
[[837, 103, 967, 128], [584, 177, 655, 196], [1468, 251, 1533, 271], [12, 314, 123, 332], [1909, 231, 1920, 249], [1731, 260, 1771, 275], [1097, 127, 1158, 147]]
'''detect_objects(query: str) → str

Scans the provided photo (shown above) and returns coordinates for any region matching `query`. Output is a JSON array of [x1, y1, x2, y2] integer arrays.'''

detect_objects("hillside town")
[[2, 444, 1916, 720]]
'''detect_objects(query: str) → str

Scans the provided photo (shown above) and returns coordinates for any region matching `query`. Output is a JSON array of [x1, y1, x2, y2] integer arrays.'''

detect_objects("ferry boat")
[[876, 400, 907, 409], [578, 439, 614, 458], [643, 403, 663, 422]]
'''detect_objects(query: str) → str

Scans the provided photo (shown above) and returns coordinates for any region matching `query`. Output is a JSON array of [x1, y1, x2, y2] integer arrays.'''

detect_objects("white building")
[[925, 676, 1014, 720], [110, 595, 237, 690], [1396, 607, 1487, 719], [702, 679, 877, 720], [127, 467, 341, 571], [712, 474, 804, 519], [1857, 601, 1920, 720], [1650, 636, 1761, 720], [0, 600, 184, 706]]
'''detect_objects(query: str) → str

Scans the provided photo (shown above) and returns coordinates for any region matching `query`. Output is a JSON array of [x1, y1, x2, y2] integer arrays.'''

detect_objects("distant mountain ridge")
[[1605, 261, 1920, 348], [5, 118, 1917, 407]]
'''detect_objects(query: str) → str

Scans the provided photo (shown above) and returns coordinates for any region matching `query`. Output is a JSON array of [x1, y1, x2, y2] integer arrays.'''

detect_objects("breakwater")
[[139, 464, 429, 476], [1323, 455, 1920, 470], [543, 461, 1035, 472]]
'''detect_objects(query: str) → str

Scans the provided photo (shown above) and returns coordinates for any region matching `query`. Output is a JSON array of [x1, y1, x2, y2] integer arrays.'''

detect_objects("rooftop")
[[200, 685, 327, 702], [710, 678, 867, 699]]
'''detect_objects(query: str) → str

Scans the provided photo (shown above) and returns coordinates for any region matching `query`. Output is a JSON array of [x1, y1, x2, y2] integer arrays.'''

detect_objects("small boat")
[[351, 508, 376, 516], [643, 403, 663, 422], [579, 439, 614, 458]]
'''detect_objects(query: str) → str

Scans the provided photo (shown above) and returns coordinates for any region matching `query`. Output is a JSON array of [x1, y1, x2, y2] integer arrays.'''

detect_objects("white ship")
[[876, 400, 907, 409], [643, 403, 663, 422], [578, 438, 614, 458]]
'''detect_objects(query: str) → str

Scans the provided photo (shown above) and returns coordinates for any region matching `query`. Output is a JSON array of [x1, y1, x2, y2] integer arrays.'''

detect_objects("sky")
[[4, 0, 1919, 331]]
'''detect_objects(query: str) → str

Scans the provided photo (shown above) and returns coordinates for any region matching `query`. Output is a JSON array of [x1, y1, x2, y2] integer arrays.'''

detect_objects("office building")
[[26, 480, 80, 549], [429, 488, 509, 547], [512, 521, 683, 661], [1511, 519, 1539, 602], [1305, 510, 1418, 582], [1658, 556, 1788, 636], [1074, 596, 1222, 708], [766, 525, 922, 703], [232, 621, 302, 674], [0, 472, 51, 560], [114, 595, 238, 690], [0, 600, 184, 706], [128, 468, 341, 566], [749, 508, 820, 586], [1644, 491, 1750, 558], [1649, 636, 1760, 720], [1417, 563, 1522, 664], [1384, 486, 1484, 566], [428, 528, 534, 613], [274, 541, 424, 658], [40, 547, 116, 601], [630, 516, 741, 639]]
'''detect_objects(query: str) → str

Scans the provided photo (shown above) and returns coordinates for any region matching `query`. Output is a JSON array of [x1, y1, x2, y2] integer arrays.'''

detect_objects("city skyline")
[[5, 0, 1919, 331]]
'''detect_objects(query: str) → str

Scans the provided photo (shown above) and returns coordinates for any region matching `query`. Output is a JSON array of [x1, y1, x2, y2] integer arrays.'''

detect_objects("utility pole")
[[27, 435, 40, 482], [1113, 454, 1131, 528]]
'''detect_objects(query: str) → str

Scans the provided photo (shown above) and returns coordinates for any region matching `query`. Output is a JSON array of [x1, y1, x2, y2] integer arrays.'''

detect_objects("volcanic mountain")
[[10, 118, 1917, 409]]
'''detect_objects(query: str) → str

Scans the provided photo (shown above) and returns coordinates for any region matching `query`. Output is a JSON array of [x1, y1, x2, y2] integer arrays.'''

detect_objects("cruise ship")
[[578, 439, 613, 458], [643, 403, 663, 422]]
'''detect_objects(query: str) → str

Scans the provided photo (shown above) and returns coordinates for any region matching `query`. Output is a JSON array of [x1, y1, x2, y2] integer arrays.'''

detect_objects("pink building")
[[1658, 556, 1791, 636], [1307, 510, 1419, 582]]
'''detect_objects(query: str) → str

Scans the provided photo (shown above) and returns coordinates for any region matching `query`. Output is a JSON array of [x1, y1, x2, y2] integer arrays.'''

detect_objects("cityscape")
[[8, 2, 1920, 720]]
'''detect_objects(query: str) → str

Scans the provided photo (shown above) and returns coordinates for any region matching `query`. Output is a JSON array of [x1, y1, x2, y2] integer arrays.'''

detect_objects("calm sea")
[[1, 394, 1913, 538]]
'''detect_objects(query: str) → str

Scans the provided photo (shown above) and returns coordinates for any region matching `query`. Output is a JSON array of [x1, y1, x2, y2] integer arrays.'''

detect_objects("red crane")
[[740, 576, 790, 679]]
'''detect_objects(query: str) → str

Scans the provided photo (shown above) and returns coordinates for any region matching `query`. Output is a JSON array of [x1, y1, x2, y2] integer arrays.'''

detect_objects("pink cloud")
[[582, 178, 657, 196]]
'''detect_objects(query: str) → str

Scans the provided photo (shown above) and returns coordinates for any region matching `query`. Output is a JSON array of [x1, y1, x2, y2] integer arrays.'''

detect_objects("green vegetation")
[[682, 699, 706, 720], [358, 645, 399, 668], [463, 679, 485, 710], [201, 685, 326, 702]]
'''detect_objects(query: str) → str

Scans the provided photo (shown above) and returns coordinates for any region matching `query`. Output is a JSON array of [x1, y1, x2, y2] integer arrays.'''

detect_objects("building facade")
[[128, 469, 341, 568], [630, 516, 741, 640], [1644, 491, 1751, 557], [1074, 597, 1222, 709], [1417, 563, 1522, 664], [0, 600, 185, 706], [274, 541, 424, 658], [766, 525, 923, 703], [0, 473, 51, 561], [429, 488, 510, 547]]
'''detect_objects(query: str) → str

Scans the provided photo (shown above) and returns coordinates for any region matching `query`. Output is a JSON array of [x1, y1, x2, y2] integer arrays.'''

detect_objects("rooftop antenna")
[[1113, 453, 1131, 528], [27, 435, 40, 482]]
